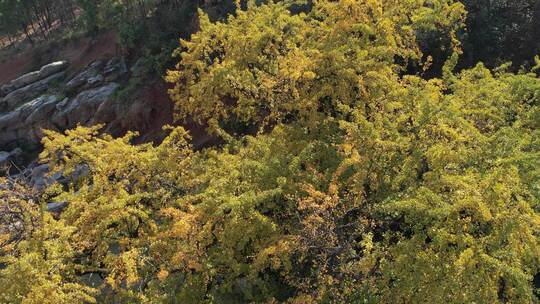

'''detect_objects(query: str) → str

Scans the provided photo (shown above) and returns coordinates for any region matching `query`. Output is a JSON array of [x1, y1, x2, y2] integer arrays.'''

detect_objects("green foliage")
[[78, 0, 99, 33], [1, 1, 540, 303]]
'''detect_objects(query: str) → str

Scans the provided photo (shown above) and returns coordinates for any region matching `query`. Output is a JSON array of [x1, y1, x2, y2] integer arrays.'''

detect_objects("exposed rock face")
[[0, 148, 23, 168], [0, 56, 176, 171], [53, 83, 120, 129], [66, 57, 127, 90], [66, 60, 105, 90], [0, 95, 60, 145], [1, 72, 65, 112], [0, 58, 128, 150], [0, 61, 68, 96]]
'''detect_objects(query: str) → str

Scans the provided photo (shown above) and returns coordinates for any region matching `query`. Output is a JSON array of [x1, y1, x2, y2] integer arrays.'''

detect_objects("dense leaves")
[[1, 0, 540, 303]]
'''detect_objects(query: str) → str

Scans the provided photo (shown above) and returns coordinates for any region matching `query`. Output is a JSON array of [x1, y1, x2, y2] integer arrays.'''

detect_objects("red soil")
[[0, 53, 35, 86]]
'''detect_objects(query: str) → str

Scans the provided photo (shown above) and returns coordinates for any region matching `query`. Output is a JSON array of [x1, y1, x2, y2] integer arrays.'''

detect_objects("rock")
[[0, 148, 23, 168], [53, 83, 119, 129], [47, 201, 68, 213], [30, 164, 50, 190], [66, 60, 105, 91], [29, 163, 63, 190], [0, 61, 68, 96], [103, 57, 128, 82], [25, 161, 90, 191], [1, 72, 65, 112], [0, 55, 171, 173], [0, 71, 41, 95], [87, 74, 104, 86], [0, 95, 61, 148], [0, 82, 117, 149], [25, 95, 61, 125], [38, 61, 69, 78], [109, 242, 121, 255], [0, 151, 10, 167], [55, 97, 69, 111], [70, 164, 90, 183], [0, 110, 23, 131]]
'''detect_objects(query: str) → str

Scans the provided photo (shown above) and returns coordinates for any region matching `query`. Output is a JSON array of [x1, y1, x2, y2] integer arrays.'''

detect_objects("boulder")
[[0, 82, 118, 148], [28, 162, 89, 191], [0, 152, 10, 167], [0, 71, 41, 95], [38, 61, 69, 78], [0, 95, 61, 148], [0, 61, 68, 96], [47, 201, 68, 213], [0, 148, 23, 168], [0, 110, 23, 131], [53, 83, 119, 129], [25, 95, 61, 125], [66, 60, 105, 91], [29, 163, 63, 191], [103, 57, 128, 82], [1, 72, 65, 112]]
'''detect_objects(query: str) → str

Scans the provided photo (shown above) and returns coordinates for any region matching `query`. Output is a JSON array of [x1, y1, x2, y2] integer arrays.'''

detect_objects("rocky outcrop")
[[1, 71, 66, 112], [0, 148, 22, 168], [0, 84, 119, 148], [0, 95, 60, 145], [0, 58, 129, 150], [66, 60, 105, 90], [65, 57, 127, 92], [53, 83, 120, 129], [0, 55, 179, 173], [0, 61, 68, 96]]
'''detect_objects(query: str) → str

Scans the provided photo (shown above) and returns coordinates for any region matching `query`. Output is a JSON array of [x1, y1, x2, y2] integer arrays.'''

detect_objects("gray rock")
[[66, 60, 105, 90], [38, 61, 69, 78], [79, 272, 104, 288], [0, 61, 68, 96], [0, 71, 41, 95], [103, 57, 128, 81], [1, 72, 65, 112], [53, 83, 119, 129], [55, 97, 69, 111], [0, 110, 23, 131], [0, 151, 10, 167], [30, 163, 63, 191], [0, 148, 23, 168], [47, 201, 68, 213], [10, 148, 22, 156], [0, 95, 60, 148], [70, 164, 90, 183], [87, 74, 104, 86], [25, 95, 61, 125]]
